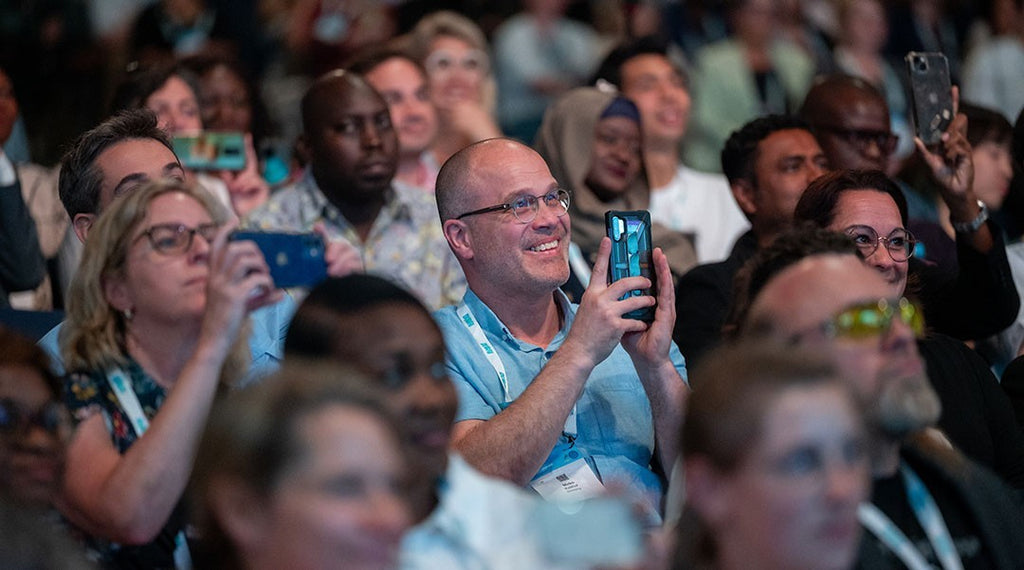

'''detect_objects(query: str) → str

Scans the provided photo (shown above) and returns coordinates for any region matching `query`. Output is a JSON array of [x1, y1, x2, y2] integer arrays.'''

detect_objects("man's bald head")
[[435, 137, 536, 222], [800, 75, 894, 170], [301, 70, 383, 133]]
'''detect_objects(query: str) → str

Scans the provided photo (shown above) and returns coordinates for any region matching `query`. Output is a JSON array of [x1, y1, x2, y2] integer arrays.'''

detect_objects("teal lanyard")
[[456, 300, 577, 437], [858, 462, 963, 570], [107, 368, 193, 570]]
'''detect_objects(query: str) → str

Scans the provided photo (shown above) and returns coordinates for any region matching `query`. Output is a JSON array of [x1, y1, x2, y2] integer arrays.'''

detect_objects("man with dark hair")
[[347, 48, 441, 194], [672, 114, 827, 367], [39, 108, 293, 382], [739, 224, 1024, 569], [246, 70, 464, 310], [57, 109, 182, 242], [593, 37, 747, 263], [285, 274, 641, 568], [434, 137, 687, 521]]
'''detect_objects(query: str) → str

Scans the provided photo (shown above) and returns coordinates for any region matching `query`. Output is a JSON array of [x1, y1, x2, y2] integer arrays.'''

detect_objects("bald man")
[[433, 138, 687, 520], [245, 70, 464, 310]]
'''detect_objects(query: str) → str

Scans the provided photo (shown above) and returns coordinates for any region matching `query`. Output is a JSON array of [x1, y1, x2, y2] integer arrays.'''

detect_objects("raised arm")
[[60, 228, 280, 543]]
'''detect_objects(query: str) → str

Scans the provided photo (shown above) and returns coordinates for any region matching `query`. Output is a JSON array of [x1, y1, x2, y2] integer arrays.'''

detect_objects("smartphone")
[[172, 132, 246, 171], [533, 497, 644, 566], [605, 210, 656, 321], [905, 52, 953, 147], [229, 231, 327, 288]]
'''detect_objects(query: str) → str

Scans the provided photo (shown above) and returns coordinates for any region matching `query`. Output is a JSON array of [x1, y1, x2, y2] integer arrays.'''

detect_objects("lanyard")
[[858, 462, 963, 570], [107, 368, 194, 570], [567, 242, 592, 288], [457, 301, 577, 437]]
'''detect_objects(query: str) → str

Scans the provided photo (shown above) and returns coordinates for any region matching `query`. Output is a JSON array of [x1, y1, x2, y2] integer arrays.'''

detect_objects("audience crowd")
[[5, 0, 1024, 568]]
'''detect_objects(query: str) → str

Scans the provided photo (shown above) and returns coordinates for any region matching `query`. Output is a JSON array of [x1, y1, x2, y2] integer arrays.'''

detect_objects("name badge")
[[531, 457, 605, 503]]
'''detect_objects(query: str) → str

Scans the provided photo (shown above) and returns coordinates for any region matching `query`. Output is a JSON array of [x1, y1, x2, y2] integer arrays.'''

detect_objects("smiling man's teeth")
[[530, 240, 559, 252]]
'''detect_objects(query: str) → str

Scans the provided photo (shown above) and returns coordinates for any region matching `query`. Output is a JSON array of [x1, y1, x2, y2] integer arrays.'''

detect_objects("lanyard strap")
[[567, 242, 592, 288], [858, 463, 963, 570], [106, 368, 193, 570], [457, 301, 577, 437]]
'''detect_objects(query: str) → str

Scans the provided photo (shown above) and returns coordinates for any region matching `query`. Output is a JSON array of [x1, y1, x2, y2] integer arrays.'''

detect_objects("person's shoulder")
[[244, 180, 306, 227], [695, 39, 742, 65]]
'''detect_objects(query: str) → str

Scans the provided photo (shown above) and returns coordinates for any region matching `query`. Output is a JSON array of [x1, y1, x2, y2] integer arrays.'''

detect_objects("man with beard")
[[738, 225, 1024, 568], [245, 70, 464, 310]]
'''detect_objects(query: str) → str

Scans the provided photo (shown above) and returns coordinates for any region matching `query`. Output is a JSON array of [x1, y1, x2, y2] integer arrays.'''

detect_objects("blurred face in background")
[[972, 139, 1013, 210], [424, 35, 489, 110], [0, 365, 67, 507], [585, 115, 642, 199], [196, 63, 252, 133], [250, 404, 411, 570], [146, 75, 203, 135], [694, 383, 869, 570], [365, 57, 439, 158], [619, 54, 691, 146]]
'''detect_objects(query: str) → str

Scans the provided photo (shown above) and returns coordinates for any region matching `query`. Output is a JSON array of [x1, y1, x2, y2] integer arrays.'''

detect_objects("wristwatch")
[[953, 200, 989, 234]]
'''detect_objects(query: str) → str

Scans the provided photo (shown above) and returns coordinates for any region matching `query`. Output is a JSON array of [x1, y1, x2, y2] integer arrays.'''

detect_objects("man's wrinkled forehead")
[[751, 253, 891, 333], [96, 138, 184, 210]]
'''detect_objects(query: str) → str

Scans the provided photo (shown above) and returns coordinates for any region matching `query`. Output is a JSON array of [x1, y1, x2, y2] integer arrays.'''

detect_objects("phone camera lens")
[[916, 59, 928, 72]]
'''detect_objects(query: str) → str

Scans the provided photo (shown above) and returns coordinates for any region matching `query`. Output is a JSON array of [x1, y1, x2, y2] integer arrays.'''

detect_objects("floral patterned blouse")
[[64, 358, 187, 569]]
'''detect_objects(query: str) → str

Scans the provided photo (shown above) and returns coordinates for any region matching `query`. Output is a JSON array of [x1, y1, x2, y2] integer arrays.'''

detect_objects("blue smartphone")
[[173, 132, 246, 171], [605, 210, 656, 321], [229, 231, 327, 288]]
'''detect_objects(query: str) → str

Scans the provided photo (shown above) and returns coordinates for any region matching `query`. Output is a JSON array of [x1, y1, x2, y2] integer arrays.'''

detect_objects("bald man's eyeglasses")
[[455, 189, 570, 224], [816, 125, 899, 156]]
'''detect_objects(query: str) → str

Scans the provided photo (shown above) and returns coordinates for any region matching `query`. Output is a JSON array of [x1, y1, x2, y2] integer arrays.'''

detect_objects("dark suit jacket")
[[673, 230, 757, 369], [0, 178, 44, 308]]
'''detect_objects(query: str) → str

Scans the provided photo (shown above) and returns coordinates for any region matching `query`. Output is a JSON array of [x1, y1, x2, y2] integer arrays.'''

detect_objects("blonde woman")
[[406, 11, 502, 162], [59, 179, 280, 568]]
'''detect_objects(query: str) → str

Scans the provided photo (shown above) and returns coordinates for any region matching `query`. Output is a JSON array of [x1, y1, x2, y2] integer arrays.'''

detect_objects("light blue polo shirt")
[[434, 289, 687, 516], [38, 294, 296, 386]]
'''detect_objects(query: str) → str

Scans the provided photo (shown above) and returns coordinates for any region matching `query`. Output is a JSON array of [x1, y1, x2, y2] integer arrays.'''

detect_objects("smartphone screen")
[[229, 231, 327, 288], [173, 132, 247, 171], [605, 210, 655, 321], [905, 52, 953, 147]]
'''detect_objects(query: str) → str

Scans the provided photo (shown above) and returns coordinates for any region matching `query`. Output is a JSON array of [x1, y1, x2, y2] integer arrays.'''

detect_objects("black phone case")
[[905, 51, 953, 147], [605, 210, 656, 322], [229, 231, 327, 288]]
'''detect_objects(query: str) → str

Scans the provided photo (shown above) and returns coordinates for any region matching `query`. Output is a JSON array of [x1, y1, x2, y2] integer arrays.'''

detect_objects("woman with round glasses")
[[58, 179, 280, 567], [794, 170, 1024, 489], [534, 87, 697, 298], [407, 11, 502, 163], [795, 169, 1019, 341]]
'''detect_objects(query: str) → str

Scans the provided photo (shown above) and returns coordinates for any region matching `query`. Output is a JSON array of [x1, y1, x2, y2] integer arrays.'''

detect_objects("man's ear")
[[684, 456, 735, 529], [72, 213, 96, 244], [731, 179, 758, 218], [443, 219, 474, 261]]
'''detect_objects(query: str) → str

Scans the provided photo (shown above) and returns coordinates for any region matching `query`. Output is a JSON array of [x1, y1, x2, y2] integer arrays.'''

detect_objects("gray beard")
[[871, 370, 942, 438]]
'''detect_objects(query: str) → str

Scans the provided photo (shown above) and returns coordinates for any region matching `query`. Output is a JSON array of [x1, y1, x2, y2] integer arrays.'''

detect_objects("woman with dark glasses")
[[58, 179, 280, 568]]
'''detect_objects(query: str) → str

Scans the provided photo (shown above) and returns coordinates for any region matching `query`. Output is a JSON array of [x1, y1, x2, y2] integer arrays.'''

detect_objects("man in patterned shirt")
[[245, 70, 465, 310]]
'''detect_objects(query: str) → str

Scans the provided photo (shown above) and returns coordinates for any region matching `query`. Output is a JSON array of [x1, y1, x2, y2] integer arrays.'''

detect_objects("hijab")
[[534, 87, 697, 279]]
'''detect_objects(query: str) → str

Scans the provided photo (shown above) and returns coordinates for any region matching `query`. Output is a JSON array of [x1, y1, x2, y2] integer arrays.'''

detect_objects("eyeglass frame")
[[424, 48, 490, 76], [132, 222, 221, 255], [454, 188, 571, 224], [792, 296, 925, 343], [814, 124, 899, 155], [844, 224, 917, 262], [0, 398, 67, 436]]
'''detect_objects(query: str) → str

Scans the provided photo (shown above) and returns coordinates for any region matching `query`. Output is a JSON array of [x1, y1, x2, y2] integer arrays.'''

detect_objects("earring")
[[122, 308, 134, 321]]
